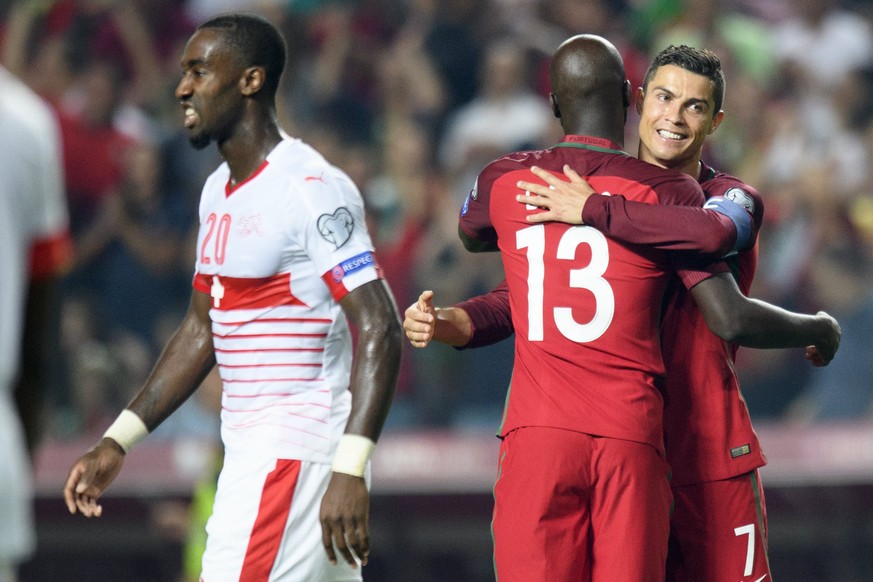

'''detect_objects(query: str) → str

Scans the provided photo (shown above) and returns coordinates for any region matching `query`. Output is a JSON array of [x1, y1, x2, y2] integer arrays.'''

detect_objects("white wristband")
[[331, 434, 375, 477], [103, 409, 149, 453]]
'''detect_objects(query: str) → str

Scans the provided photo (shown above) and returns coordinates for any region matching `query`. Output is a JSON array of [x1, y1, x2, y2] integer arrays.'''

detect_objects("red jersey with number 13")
[[459, 135, 724, 453]]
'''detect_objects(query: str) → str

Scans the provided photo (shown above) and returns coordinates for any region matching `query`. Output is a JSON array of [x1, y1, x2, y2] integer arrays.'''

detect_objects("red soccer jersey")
[[459, 135, 720, 453], [660, 163, 766, 485]]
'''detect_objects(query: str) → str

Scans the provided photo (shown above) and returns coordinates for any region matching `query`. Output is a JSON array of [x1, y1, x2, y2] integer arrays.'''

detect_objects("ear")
[[550, 92, 561, 119], [634, 87, 645, 115], [708, 110, 725, 135], [239, 66, 266, 96]]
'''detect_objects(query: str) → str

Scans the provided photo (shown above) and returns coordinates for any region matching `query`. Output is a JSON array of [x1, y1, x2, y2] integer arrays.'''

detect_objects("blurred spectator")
[[439, 37, 558, 201], [73, 140, 192, 346], [418, 0, 488, 113], [771, 0, 873, 94], [58, 58, 139, 234], [786, 242, 873, 424]]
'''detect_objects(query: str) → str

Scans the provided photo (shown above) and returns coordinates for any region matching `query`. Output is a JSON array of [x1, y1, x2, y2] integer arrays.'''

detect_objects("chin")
[[188, 133, 211, 150]]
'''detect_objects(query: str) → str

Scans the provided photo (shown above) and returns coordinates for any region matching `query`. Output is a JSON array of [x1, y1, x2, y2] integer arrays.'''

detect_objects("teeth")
[[658, 129, 683, 140]]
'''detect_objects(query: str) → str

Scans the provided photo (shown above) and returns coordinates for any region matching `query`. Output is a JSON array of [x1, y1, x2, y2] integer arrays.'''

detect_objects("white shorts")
[[200, 454, 367, 582]]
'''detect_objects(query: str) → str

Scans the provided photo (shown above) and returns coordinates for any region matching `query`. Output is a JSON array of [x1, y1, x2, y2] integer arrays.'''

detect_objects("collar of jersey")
[[699, 161, 717, 183], [225, 159, 270, 196], [553, 134, 627, 155]]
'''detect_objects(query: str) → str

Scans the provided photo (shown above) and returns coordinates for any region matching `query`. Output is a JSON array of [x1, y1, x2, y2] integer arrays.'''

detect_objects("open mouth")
[[657, 129, 685, 141], [183, 106, 198, 129]]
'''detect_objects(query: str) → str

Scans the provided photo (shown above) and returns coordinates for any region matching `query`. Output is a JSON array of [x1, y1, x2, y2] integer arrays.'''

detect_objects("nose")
[[664, 101, 685, 126], [175, 74, 192, 101]]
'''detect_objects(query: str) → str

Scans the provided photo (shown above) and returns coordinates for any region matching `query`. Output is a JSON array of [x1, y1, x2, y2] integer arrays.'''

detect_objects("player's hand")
[[320, 472, 370, 568], [515, 164, 596, 225], [403, 290, 436, 348], [805, 311, 841, 367], [63, 438, 126, 517]]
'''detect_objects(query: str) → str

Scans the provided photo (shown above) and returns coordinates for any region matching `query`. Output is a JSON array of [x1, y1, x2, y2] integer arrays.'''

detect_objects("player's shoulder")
[[700, 163, 763, 215], [483, 147, 548, 172], [0, 67, 56, 137], [612, 156, 703, 204], [271, 138, 351, 185]]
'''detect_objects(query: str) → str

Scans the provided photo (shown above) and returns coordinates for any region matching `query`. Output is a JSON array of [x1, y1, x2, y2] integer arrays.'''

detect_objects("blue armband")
[[703, 189, 755, 254]]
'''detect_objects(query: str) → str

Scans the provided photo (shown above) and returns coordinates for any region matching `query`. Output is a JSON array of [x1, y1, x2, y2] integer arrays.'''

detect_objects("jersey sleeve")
[[293, 171, 382, 302], [456, 279, 514, 349], [638, 170, 730, 289], [672, 255, 732, 290], [700, 180, 763, 254], [28, 107, 72, 280], [581, 195, 742, 256], [458, 170, 498, 244]]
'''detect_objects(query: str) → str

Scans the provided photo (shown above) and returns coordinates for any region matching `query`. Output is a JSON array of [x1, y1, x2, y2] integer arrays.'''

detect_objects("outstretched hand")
[[63, 438, 126, 517], [515, 165, 596, 225], [403, 290, 436, 348]]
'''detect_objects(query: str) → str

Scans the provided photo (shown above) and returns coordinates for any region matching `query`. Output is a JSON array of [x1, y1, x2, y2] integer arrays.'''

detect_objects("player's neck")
[[669, 159, 703, 180], [221, 119, 283, 186], [638, 144, 703, 179]]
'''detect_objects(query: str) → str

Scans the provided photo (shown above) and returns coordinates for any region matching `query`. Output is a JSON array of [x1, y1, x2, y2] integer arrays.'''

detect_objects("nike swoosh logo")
[[753, 575, 768, 582]]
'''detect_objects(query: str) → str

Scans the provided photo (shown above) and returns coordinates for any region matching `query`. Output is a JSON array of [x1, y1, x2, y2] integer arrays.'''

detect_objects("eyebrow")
[[651, 86, 711, 109], [181, 58, 209, 69]]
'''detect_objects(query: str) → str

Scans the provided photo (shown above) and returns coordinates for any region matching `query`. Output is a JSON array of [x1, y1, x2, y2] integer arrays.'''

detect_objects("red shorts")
[[667, 470, 770, 582], [492, 427, 672, 582]]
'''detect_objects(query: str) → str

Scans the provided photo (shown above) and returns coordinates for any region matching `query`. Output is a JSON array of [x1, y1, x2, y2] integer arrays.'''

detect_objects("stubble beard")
[[188, 133, 211, 150]]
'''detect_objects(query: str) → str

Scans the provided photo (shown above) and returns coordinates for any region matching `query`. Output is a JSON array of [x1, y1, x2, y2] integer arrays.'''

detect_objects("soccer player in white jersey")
[[0, 65, 72, 582], [63, 14, 402, 581]]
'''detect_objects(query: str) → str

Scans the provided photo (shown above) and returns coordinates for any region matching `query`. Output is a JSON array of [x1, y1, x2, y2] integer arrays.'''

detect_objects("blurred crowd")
[[2, 0, 872, 444]]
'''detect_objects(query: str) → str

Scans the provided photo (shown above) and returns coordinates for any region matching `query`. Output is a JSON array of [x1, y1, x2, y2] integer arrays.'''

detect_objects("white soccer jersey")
[[193, 137, 382, 464], [0, 66, 69, 566]]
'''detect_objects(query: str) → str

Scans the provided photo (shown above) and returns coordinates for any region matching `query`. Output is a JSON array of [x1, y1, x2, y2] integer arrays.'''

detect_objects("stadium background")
[[3, 0, 872, 580]]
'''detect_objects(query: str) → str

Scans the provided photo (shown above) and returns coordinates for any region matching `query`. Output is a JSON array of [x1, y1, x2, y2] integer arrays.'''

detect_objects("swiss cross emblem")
[[211, 276, 225, 308]]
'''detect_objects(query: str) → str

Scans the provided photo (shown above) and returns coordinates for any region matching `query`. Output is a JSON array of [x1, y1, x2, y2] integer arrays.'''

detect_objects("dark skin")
[[63, 26, 402, 568], [456, 35, 840, 361]]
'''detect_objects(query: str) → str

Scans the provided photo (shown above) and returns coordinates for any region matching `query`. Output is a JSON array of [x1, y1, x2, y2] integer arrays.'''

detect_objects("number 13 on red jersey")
[[517, 224, 615, 343]]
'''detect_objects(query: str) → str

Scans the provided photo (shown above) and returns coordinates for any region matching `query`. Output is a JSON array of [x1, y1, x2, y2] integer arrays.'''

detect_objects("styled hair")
[[642, 45, 725, 113], [198, 13, 287, 98]]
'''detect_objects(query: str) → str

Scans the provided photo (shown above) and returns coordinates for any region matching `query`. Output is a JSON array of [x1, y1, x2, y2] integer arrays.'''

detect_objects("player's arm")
[[336, 278, 402, 440], [404, 282, 513, 349], [458, 224, 498, 253], [15, 274, 62, 457], [63, 289, 216, 518], [321, 278, 402, 568], [404, 289, 474, 348], [458, 176, 500, 253], [690, 272, 841, 365], [516, 165, 749, 256]]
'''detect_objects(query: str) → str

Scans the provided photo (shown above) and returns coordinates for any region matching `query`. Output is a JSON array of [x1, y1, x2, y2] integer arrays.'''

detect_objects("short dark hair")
[[198, 13, 287, 98], [642, 45, 725, 114]]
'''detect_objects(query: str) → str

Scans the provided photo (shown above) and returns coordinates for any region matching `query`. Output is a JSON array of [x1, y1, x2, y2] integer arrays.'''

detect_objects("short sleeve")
[[294, 171, 382, 302]]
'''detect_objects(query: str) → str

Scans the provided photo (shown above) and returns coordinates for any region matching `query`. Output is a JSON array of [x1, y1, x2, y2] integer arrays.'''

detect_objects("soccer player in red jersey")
[[456, 35, 734, 582], [407, 45, 841, 582]]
